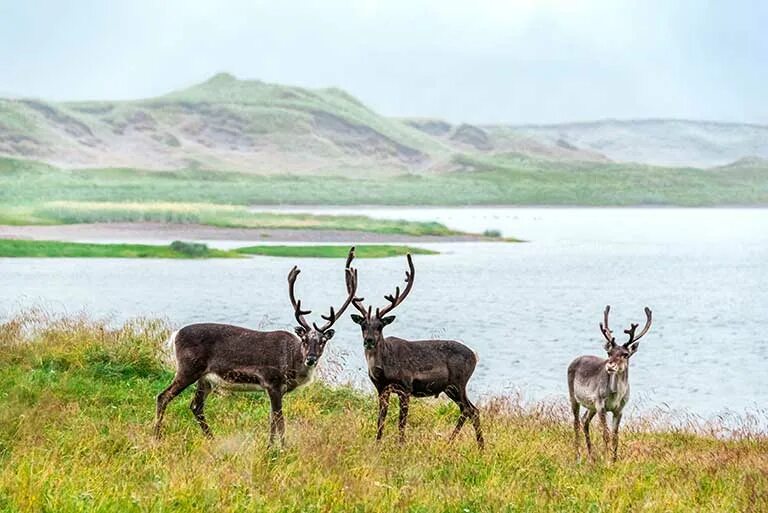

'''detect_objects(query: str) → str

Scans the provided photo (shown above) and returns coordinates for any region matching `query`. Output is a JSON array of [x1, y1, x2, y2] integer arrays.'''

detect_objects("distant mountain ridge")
[[499, 119, 768, 168], [1, 73, 766, 173]]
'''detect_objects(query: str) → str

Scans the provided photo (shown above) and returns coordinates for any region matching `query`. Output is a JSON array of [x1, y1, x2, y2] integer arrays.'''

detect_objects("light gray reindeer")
[[153, 254, 357, 447], [568, 305, 652, 462], [346, 249, 484, 448]]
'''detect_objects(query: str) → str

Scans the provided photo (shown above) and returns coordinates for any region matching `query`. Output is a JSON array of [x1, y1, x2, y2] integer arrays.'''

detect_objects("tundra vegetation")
[[1, 157, 767, 212], [0, 240, 435, 259], [1, 311, 766, 512]]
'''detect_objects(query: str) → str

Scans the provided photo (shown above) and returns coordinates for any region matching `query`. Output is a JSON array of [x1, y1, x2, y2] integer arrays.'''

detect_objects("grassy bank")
[[0, 200, 457, 237], [0, 240, 437, 259], [2, 156, 767, 208], [0, 239, 242, 258], [0, 313, 765, 512], [235, 244, 437, 258]]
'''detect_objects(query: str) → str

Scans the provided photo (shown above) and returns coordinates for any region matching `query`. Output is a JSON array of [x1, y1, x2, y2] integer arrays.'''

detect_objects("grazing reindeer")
[[154, 255, 358, 447], [568, 305, 653, 462], [346, 249, 484, 448]]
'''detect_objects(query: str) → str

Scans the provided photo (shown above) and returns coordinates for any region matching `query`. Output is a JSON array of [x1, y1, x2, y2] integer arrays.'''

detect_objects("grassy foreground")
[[0, 240, 435, 259], [0, 313, 766, 512]]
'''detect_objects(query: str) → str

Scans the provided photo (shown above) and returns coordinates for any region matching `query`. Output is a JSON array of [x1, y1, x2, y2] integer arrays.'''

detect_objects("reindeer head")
[[599, 305, 653, 374], [347, 249, 415, 350], [287, 253, 358, 367]]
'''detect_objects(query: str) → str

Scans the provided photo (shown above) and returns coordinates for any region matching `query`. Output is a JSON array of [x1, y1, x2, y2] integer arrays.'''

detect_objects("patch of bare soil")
[[312, 111, 427, 165], [0, 223, 485, 243]]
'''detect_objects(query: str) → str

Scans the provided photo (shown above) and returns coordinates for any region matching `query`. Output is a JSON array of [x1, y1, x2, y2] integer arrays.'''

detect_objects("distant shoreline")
[[0, 222, 489, 244]]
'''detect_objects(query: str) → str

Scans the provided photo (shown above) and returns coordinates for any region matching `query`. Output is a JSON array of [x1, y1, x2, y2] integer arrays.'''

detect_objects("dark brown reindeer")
[[153, 256, 358, 447], [346, 249, 484, 448], [568, 305, 652, 462]]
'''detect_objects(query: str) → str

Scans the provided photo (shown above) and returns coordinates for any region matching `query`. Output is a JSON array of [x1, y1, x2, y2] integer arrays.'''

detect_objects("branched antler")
[[599, 305, 614, 344], [288, 266, 311, 331], [624, 307, 652, 347], [289, 247, 360, 332], [376, 254, 415, 318], [315, 267, 358, 331], [345, 247, 368, 316]]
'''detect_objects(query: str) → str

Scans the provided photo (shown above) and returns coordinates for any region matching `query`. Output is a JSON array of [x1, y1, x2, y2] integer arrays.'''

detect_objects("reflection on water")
[[1, 208, 767, 421]]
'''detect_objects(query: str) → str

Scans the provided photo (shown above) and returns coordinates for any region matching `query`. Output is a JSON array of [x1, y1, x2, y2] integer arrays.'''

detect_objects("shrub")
[[170, 240, 209, 257]]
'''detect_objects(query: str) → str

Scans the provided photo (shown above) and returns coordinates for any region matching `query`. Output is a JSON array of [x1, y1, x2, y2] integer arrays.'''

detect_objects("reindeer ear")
[[380, 315, 396, 326], [350, 314, 365, 325], [294, 326, 307, 336], [323, 329, 335, 340], [603, 338, 616, 353], [626, 341, 640, 356]]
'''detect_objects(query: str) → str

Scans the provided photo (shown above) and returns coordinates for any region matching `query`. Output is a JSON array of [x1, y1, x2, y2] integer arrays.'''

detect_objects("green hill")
[[1, 73, 767, 206], [0, 73, 621, 175]]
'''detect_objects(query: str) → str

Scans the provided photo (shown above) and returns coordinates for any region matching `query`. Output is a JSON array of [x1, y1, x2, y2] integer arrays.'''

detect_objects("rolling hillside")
[[4, 73, 764, 175]]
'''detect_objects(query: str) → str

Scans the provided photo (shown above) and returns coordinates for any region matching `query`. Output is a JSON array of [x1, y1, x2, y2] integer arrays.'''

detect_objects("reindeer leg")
[[154, 374, 196, 439], [571, 400, 581, 462], [396, 390, 410, 442], [582, 409, 596, 461], [267, 388, 285, 448], [445, 387, 467, 443], [376, 388, 391, 441], [190, 379, 213, 439], [598, 408, 610, 458], [467, 397, 484, 449], [446, 386, 483, 448], [611, 412, 623, 462]]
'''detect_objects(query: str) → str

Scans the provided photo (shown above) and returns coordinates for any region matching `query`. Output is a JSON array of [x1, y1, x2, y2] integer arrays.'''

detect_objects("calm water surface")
[[1, 208, 766, 421]]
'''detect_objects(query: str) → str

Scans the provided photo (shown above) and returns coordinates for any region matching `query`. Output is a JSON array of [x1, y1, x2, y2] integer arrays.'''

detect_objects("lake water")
[[1, 207, 767, 424]]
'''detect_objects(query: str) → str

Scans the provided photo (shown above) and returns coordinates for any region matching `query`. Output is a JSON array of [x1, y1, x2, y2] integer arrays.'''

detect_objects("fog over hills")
[[1, 73, 766, 174]]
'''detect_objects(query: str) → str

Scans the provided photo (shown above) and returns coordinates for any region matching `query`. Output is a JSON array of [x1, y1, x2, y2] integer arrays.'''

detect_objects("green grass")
[[0, 239, 241, 258], [0, 312, 765, 512], [0, 240, 438, 259], [235, 244, 437, 258], [2, 156, 767, 208]]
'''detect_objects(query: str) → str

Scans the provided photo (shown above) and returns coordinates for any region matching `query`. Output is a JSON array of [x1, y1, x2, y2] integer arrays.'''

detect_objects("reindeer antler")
[[599, 304, 614, 344], [376, 254, 415, 318], [289, 247, 361, 332], [315, 266, 358, 332], [624, 307, 652, 347], [288, 266, 311, 331], [345, 246, 368, 316]]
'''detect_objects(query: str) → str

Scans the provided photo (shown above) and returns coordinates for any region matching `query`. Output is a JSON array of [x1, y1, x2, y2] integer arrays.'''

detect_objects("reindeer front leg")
[[597, 406, 610, 458], [582, 409, 596, 461], [376, 388, 391, 441], [267, 388, 285, 448], [395, 390, 410, 442], [611, 411, 623, 462]]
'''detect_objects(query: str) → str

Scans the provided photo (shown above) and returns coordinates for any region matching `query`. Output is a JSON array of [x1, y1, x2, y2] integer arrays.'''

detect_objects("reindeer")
[[567, 305, 653, 462], [153, 254, 358, 447], [346, 249, 484, 448]]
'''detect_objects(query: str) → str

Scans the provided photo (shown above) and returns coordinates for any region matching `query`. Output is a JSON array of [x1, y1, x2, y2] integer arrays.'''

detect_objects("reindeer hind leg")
[[190, 379, 213, 438], [571, 400, 581, 462], [582, 409, 596, 461]]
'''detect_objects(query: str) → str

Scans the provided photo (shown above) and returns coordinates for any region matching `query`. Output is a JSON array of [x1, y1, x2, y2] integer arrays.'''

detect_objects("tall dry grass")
[[0, 310, 766, 512]]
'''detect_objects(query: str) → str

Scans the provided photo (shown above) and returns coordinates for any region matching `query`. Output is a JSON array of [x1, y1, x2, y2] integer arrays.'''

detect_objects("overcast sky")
[[1, 0, 766, 124]]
